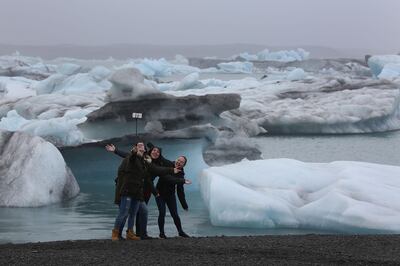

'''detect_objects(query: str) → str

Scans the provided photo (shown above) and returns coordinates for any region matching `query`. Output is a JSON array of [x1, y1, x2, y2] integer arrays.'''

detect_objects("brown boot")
[[126, 229, 140, 240], [112, 229, 120, 241]]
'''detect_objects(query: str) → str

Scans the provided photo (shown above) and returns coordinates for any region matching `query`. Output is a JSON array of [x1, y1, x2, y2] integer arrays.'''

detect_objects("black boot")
[[178, 231, 190, 238]]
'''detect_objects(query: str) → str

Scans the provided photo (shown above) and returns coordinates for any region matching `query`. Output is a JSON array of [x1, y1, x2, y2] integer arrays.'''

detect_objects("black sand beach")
[[1, 235, 399, 265]]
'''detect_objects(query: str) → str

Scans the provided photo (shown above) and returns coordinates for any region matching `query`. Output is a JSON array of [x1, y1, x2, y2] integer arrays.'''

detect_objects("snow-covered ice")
[[199, 158, 400, 233]]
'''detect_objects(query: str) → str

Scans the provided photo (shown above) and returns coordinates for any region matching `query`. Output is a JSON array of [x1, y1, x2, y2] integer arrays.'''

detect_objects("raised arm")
[[105, 144, 129, 158]]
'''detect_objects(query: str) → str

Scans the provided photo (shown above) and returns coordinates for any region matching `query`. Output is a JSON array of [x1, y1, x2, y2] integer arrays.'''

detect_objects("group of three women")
[[106, 141, 191, 240]]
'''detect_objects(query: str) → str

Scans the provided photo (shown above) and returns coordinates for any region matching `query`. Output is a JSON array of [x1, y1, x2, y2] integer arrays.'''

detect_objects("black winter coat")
[[156, 170, 188, 210], [115, 152, 173, 203]]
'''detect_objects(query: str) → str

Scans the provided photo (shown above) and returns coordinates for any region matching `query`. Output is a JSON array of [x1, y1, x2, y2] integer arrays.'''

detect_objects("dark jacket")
[[156, 170, 188, 210], [113, 146, 173, 192], [114, 152, 173, 204]]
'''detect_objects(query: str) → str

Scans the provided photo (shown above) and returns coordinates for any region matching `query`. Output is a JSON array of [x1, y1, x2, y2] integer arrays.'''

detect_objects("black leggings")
[[156, 194, 183, 234]]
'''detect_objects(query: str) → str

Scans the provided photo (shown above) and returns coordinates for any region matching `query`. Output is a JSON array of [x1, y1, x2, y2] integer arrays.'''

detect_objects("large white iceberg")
[[199, 158, 400, 233], [0, 130, 80, 207]]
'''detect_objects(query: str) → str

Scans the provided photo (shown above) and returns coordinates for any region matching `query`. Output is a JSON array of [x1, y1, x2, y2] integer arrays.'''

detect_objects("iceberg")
[[378, 63, 400, 81], [106, 67, 161, 101], [168, 77, 400, 134], [217, 62, 253, 74], [0, 54, 56, 80], [257, 48, 310, 62], [34, 65, 111, 95], [368, 55, 400, 77], [173, 72, 204, 91], [286, 68, 306, 81], [0, 94, 104, 146], [199, 158, 400, 233], [0, 130, 80, 207], [127, 58, 199, 77], [233, 48, 310, 62], [0, 76, 37, 99]]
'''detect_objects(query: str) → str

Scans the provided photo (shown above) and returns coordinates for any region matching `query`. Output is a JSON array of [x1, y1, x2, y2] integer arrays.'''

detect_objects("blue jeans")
[[114, 196, 139, 231], [156, 195, 183, 234]]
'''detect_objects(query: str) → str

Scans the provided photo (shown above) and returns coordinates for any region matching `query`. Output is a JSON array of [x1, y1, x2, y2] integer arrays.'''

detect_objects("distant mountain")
[[0, 43, 382, 60]]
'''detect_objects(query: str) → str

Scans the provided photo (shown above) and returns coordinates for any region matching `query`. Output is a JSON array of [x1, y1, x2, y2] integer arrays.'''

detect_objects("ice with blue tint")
[[35, 65, 111, 95], [368, 55, 400, 78], [57, 63, 82, 76], [129, 58, 199, 77], [199, 158, 400, 233], [217, 62, 253, 74], [286, 68, 306, 81], [378, 64, 400, 81], [0, 93, 104, 146], [173, 72, 204, 91], [1, 51, 400, 147], [0, 130, 80, 207], [0, 109, 92, 146], [235, 48, 309, 62], [257, 48, 310, 62]]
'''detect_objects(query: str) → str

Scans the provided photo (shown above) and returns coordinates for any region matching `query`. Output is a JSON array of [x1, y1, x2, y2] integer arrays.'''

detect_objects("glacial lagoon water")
[[0, 133, 399, 244]]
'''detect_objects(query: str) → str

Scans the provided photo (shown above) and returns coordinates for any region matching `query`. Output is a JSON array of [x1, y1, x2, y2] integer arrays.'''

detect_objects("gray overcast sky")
[[1, 0, 399, 52]]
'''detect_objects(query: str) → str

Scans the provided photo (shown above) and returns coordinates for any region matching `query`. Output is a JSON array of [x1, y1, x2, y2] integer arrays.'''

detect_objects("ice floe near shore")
[[199, 158, 400, 233]]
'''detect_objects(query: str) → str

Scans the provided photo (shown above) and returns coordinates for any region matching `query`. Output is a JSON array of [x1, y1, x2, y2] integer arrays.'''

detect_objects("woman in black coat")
[[156, 155, 191, 239]]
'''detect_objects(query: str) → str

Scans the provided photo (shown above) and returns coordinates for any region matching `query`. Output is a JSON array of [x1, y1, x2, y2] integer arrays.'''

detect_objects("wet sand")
[[1, 235, 399, 265]]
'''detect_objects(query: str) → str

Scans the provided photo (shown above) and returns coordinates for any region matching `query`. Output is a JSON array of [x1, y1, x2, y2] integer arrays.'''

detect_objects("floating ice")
[[168, 77, 400, 134], [217, 62, 253, 74], [199, 158, 400, 233], [0, 109, 91, 146], [57, 63, 82, 76], [257, 48, 310, 62], [0, 93, 104, 146], [378, 64, 400, 81], [234, 48, 309, 62], [237, 52, 258, 61], [0, 130, 80, 207], [0, 54, 56, 80], [368, 55, 400, 77], [173, 72, 204, 91], [0, 76, 37, 99], [34, 66, 111, 95], [106, 67, 160, 101], [170, 54, 190, 65], [128, 58, 199, 77], [287, 68, 306, 81]]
